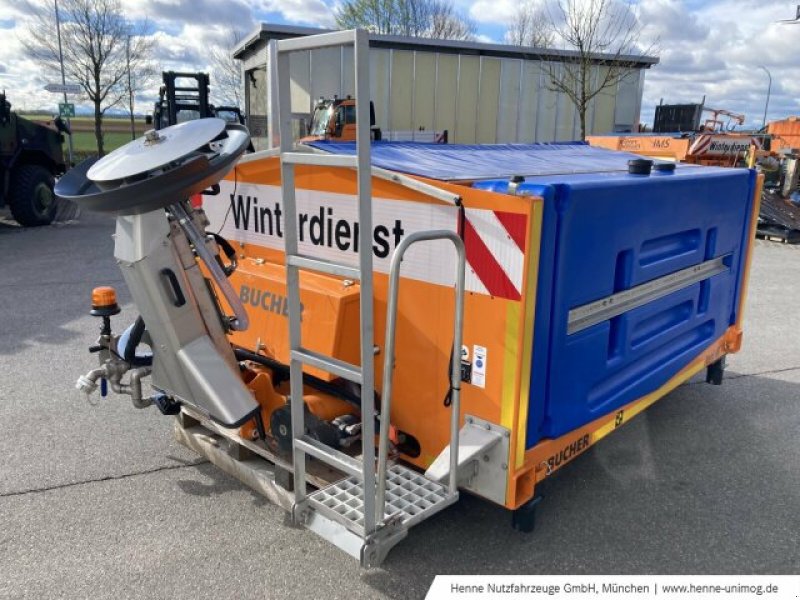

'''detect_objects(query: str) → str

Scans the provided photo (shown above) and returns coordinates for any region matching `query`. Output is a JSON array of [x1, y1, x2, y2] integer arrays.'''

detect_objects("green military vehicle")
[[0, 92, 69, 226]]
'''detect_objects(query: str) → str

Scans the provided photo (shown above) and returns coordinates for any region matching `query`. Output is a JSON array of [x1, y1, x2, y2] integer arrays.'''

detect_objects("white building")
[[233, 24, 658, 150]]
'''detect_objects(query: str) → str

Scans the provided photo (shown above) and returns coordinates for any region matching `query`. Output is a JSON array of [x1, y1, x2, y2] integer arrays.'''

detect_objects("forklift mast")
[[154, 72, 213, 130]]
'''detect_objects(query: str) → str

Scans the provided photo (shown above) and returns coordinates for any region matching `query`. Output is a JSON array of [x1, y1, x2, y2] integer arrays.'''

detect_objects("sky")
[[0, 0, 797, 130]]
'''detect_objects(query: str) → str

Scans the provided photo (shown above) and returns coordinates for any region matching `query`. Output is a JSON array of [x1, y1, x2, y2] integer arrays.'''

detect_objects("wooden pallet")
[[173, 408, 342, 509]]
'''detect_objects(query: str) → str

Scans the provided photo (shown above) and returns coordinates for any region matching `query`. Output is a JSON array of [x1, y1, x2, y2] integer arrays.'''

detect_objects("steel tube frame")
[[296, 145, 462, 205], [277, 29, 380, 534], [353, 28, 377, 535], [376, 230, 466, 518], [169, 203, 250, 331]]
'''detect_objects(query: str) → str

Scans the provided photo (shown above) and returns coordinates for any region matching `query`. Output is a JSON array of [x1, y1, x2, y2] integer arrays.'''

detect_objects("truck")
[[589, 102, 758, 168], [586, 131, 765, 168], [0, 92, 68, 226], [300, 95, 447, 143]]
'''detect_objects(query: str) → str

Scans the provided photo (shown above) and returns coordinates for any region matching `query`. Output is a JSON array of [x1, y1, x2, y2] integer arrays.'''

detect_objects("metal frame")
[[376, 230, 466, 517], [274, 30, 468, 565], [169, 203, 249, 331], [515, 59, 524, 144], [292, 145, 462, 205], [277, 28, 380, 534]]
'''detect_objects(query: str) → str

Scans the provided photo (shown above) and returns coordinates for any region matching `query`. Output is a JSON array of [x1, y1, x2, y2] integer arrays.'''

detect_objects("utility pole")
[[126, 34, 135, 140], [759, 65, 772, 131], [54, 0, 73, 167]]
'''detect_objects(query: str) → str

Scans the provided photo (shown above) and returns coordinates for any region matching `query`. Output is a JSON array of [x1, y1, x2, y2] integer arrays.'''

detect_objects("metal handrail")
[[376, 230, 466, 522]]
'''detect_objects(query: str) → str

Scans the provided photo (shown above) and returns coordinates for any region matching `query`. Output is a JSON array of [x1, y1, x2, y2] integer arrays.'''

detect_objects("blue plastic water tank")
[[476, 166, 756, 447]]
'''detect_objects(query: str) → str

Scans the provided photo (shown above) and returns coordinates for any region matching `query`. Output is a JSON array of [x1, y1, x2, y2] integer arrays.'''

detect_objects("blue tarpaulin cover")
[[306, 141, 657, 181], [309, 139, 755, 451]]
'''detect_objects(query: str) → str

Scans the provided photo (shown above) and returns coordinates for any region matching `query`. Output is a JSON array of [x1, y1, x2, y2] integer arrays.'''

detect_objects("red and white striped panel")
[[689, 135, 712, 155], [462, 209, 527, 301]]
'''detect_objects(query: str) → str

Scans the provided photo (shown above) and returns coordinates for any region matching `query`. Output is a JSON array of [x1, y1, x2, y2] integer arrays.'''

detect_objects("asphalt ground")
[[0, 212, 798, 599]]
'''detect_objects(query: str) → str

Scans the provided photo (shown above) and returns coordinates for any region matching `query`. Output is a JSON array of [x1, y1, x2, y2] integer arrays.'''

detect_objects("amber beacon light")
[[90, 286, 121, 317]]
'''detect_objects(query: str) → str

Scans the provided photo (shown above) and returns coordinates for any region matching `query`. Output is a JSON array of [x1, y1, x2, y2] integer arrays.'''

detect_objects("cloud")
[[128, 0, 257, 28], [465, 0, 524, 25], [1, 0, 799, 129], [638, 0, 800, 128], [256, 0, 336, 27], [638, 0, 709, 43]]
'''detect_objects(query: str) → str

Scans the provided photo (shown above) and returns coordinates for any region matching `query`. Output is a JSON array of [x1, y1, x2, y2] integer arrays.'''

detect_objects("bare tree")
[[337, 0, 412, 35], [540, 0, 653, 140], [428, 1, 476, 41], [22, 0, 154, 155], [209, 26, 248, 108], [505, 1, 555, 48], [124, 32, 156, 141], [336, 0, 475, 40]]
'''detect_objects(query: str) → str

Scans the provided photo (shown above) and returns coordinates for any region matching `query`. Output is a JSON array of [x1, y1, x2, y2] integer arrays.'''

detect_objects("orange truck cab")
[[299, 97, 381, 143]]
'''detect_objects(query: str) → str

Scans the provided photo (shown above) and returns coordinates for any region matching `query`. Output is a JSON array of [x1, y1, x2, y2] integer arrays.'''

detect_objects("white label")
[[426, 575, 795, 599], [472, 345, 487, 388], [207, 181, 460, 288]]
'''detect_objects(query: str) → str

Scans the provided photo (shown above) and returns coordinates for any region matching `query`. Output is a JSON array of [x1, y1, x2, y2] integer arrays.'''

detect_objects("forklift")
[[151, 71, 245, 130]]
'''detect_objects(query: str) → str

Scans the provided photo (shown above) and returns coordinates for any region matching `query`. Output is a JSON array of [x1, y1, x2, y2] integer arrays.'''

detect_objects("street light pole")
[[759, 65, 772, 131], [54, 0, 74, 166], [126, 34, 135, 141]]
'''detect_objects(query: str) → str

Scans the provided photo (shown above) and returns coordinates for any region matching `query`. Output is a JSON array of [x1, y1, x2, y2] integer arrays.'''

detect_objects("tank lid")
[[628, 158, 653, 175]]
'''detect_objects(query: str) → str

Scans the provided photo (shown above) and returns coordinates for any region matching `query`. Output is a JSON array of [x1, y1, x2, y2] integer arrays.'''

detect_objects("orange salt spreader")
[[57, 31, 761, 568]]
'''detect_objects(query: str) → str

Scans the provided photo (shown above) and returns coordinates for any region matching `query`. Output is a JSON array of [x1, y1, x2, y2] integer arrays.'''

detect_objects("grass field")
[[54, 117, 150, 160], [13, 114, 147, 160], [69, 130, 139, 153]]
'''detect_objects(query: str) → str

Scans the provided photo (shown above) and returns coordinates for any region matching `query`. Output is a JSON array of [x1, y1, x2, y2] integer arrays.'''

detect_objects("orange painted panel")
[[586, 134, 691, 160], [768, 117, 800, 151], [203, 156, 540, 473]]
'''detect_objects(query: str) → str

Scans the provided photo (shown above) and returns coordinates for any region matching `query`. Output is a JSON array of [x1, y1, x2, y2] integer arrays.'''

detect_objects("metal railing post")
[[276, 44, 308, 509], [352, 28, 378, 535]]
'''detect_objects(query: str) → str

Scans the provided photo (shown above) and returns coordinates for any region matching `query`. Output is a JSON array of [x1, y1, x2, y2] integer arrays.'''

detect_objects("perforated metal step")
[[307, 463, 455, 534]]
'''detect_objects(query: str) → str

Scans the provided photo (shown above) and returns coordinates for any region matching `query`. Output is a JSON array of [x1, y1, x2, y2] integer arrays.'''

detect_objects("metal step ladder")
[[275, 29, 466, 567]]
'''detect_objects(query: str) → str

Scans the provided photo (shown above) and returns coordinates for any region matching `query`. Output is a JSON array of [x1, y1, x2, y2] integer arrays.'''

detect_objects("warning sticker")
[[472, 345, 487, 388]]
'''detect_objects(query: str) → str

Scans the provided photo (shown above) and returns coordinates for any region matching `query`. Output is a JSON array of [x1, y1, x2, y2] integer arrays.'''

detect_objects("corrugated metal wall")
[[253, 45, 645, 145]]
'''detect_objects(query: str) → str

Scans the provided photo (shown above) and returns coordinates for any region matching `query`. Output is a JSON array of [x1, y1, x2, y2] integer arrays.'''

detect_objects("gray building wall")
[[234, 25, 656, 151]]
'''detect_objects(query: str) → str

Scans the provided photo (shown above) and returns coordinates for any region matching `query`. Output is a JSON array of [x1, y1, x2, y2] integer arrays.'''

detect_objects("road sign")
[[45, 83, 82, 94], [59, 102, 75, 118]]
